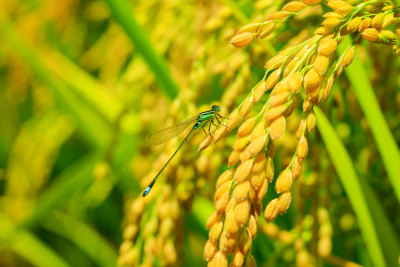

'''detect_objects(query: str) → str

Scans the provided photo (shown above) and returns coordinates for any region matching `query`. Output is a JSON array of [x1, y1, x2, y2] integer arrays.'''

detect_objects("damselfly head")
[[212, 105, 221, 111]]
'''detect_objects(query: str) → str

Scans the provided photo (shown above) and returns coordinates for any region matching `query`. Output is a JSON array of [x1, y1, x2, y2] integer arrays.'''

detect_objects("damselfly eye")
[[212, 105, 220, 111]]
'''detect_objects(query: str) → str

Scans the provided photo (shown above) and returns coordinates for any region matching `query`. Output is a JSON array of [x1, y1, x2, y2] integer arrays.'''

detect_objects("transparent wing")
[[145, 116, 199, 146]]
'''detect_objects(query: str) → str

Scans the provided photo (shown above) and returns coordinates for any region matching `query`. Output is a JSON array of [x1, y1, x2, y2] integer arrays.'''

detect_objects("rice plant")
[[0, 0, 399, 267]]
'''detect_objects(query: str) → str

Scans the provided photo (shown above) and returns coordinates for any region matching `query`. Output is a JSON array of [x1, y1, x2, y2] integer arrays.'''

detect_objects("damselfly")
[[143, 105, 225, 197]]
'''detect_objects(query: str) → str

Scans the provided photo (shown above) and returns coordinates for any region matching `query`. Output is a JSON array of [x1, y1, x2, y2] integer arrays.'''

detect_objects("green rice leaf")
[[104, 0, 179, 100], [42, 212, 118, 267], [315, 107, 388, 267], [338, 37, 400, 203], [10, 229, 71, 267]]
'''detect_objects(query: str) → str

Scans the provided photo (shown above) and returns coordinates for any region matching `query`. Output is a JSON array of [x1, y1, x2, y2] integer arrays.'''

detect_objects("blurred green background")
[[0, 0, 399, 266]]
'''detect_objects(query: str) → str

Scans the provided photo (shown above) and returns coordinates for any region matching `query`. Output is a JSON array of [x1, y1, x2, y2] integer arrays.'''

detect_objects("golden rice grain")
[[268, 91, 291, 107], [220, 231, 239, 253], [324, 76, 334, 101], [291, 156, 302, 179], [237, 23, 262, 34], [269, 115, 286, 140], [253, 82, 266, 103], [264, 198, 279, 222], [258, 22, 276, 39], [266, 11, 289, 21], [238, 150, 252, 166], [308, 86, 320, 99], [239, 228, 252, 254], [238, 117, 256, 136], [393, 17, 400, 26], [288, 72, 303, 92], [209, 220, 223, 241], [225, 212, 240, 234], [307, 111, 316, 132], [283, 1, 307, 12], [362, 28, 379, 42], [257, 179, 269, 201], [304, 68, 320, 91], [347, 16, 362, 32], [278, 231, 294, 244], [130, 198, 145, 218], [251, 154, 266, 174], [265, 69, 282, 90], [215, 181, 232, 200], [233, 135, 250, 151], [284, 99, 296, 117], [303, 98, 314, 112], [317, 38, 337, 55], [164, 240, 177, 264], [228, 150, 240, 167], [216, 169, 234, 188], [313, 55, 330, 74], [315, 26, 329, 35], [234, 200, 251, 225], [227, 110, 240, 129], [247, 134, 266, 156], [283, 59, 299, 77], [322, 17, 342, 28], [234, 159, 253, 183], [240, 95, 254, 118], [213, 251, 228, 267], [335, 4, 353, 16], [264, 104, 287, 121], [230, 32, 255, 48], [381, 30, 397, 40], [342, 46, 355, 67], [372, 13, 384, 28], [323, 12, 343, 19], [215, 192, 229, 213], [250, 122, 266, 141], [245, 254, 257, 267], [318, 237, 332, 257], [233, 181, 250, 201], [275, 169, 293, 193], [382, 13, 394, 29], [278, 192, 292, 214], [123, 224, 138, 240], [297, 135, 309, 159], [261, 223, 279, 237], [326, 0, 347, 10], [382, 5, 394, 12], [358, 18, 372, 32], [248, 186, 256, 202], [213, 126, 227, 143], [248, 215, 258, 237], [265, 156, 274, 182], [206, 211, 222, 229], [265, 53, 286, 70], [232, 248, 245, 267], [249, 172, 265, 190], [225, 199, 236, 214], [271, 80, 289, 95], [204, 240, 217, 261], [302, 0, 322, 4], [296, 119, 306, 139], [198, 135, 212, 151]]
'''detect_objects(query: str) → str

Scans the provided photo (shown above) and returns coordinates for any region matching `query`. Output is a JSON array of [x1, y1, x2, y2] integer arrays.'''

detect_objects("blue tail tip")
[[142, 187, 151, 197]]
